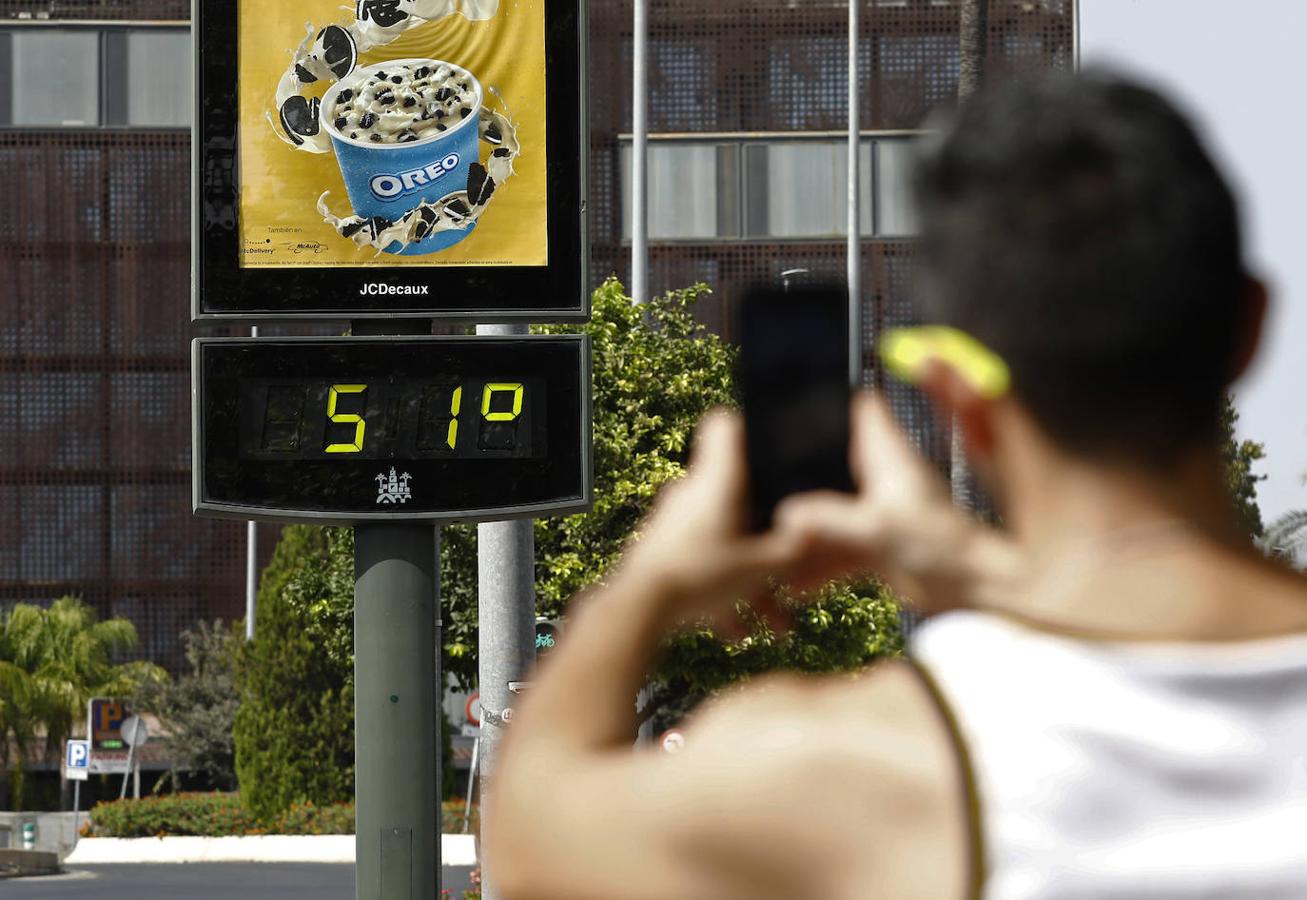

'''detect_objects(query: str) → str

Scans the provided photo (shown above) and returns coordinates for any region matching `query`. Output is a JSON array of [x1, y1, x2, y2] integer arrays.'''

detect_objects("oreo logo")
[[370, 153, 461, 201]]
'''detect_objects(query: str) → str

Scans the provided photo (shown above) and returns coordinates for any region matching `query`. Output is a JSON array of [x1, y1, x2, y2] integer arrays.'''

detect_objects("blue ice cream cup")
[[322, 58, 482, 256]]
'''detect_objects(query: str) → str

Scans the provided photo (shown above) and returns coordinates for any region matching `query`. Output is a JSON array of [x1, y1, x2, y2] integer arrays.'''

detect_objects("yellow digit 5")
[[447, 387, 463, 450], [326, 384, 367, 454], [481, 383, 524, 422]]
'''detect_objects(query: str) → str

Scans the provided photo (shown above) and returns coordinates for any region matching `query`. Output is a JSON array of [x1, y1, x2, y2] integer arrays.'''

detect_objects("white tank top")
[[910, 610, 1307, 899]]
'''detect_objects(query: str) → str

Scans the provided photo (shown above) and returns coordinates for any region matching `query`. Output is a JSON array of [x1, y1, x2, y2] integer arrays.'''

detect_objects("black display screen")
[[195, 337, 592, 523]]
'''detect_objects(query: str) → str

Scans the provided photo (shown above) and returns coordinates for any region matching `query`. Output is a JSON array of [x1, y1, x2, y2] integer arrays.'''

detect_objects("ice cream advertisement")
[[238, 0, 547, 268]]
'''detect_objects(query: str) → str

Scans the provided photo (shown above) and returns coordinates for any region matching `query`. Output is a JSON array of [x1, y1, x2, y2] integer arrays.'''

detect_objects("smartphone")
[[737, 283, 856, 531]]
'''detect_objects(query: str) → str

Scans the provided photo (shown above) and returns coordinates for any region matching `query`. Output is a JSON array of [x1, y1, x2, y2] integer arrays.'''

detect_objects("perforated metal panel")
[[589, 0, 1074, 459], [0, 130, 242, 670], [0, 0, 187, 20], [2, 0, 1073, 668]]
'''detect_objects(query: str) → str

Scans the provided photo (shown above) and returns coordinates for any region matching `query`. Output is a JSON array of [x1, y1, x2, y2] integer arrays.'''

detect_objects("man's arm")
[[488, 576, 968, 900], [486, 409, 977, 899]]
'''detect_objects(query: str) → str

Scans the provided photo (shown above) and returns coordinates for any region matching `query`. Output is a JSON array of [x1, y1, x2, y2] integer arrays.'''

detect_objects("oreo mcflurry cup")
[[322, 58, 482, 255]]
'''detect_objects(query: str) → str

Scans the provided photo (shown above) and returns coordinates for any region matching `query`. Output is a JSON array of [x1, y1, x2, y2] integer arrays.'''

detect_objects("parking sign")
[[65, 739, 90, 781]]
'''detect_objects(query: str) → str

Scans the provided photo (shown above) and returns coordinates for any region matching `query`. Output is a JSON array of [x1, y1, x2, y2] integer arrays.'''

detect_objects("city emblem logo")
[[375, 468, 413, 505]]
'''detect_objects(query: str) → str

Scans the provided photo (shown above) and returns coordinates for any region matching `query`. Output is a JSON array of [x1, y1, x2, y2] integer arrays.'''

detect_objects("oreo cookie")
[[279, 96, 322, 145], [467, 163, 496, 206], [356, 0, 409, 28]]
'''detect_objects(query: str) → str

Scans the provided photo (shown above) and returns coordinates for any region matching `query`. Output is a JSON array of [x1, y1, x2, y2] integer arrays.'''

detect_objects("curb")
[[0, 849, 61, 878], [64, 834, 477, 866]]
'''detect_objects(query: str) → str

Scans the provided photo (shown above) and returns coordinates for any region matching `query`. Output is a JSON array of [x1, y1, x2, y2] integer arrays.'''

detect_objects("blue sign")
[[65, 739, 90, 780]]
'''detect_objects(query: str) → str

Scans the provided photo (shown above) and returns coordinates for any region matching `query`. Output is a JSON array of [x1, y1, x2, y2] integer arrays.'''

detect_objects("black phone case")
[[737, 283, 855, 531]]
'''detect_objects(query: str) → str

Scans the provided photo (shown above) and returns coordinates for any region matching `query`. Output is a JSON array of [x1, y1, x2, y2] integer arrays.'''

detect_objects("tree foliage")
[[233, 527, 356, 820], [134, 621, 241, 792], [1221, 395, 1267, 537], [0, 596, 159, 810], [445, 279, 904, 724], [244, 279, 905, 806], [440, 279, 743, 686], [1259, 510, 1307, 569], [233, 526, 456, 817]]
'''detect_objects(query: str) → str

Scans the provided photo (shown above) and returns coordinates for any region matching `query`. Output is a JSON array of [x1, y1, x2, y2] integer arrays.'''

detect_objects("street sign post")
[[64, 738, 91, 842], [118, 715, 150, 800], [64, 740, 90, 782]]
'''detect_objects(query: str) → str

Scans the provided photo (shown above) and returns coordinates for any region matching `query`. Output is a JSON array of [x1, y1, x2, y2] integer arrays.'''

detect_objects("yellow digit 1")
[[481, 383, 524, 421], [446, 387, 463, 450], [325, 384, 367, 454]]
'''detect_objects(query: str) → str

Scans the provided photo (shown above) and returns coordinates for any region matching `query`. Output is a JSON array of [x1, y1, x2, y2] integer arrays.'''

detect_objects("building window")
[[126, 29, 191, 127], [10, 30, 101, 127], [622, 134, 920, 242], [0, 25, 189, 129], [874, 139, 920, 237], [620, 143, 740, 240], [743, 141, 877, 239]]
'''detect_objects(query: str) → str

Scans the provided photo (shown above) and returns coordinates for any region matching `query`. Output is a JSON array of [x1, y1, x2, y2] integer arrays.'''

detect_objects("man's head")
[[913, 70, 1263, 471]]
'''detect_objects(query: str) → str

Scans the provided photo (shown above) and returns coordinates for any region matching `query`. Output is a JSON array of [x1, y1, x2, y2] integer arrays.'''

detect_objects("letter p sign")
[[65, 739, 90, 781]]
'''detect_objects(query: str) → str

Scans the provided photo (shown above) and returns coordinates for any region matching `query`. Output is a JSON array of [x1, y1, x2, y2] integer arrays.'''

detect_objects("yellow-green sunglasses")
[[879, 326, 1012, 400]]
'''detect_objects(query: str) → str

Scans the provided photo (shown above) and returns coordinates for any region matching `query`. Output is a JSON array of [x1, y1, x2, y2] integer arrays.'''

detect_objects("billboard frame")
[[191, 0, 590, 324]]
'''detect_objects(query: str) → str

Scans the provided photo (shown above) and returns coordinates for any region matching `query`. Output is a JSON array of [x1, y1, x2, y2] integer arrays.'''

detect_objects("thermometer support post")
[[353, 319, 442, 900]]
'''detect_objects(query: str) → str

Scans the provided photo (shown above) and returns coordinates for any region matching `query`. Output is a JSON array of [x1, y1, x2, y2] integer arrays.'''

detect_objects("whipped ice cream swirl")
[[329, 63, 479, 145]]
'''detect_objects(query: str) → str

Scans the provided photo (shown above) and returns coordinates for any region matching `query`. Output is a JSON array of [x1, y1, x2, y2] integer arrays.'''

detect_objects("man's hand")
[[775, 393, 1021, 614], [614, 410, 800, 637]]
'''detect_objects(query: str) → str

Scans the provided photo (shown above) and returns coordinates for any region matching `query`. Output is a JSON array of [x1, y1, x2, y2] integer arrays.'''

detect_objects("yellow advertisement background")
[[238, 1, 547, 268]]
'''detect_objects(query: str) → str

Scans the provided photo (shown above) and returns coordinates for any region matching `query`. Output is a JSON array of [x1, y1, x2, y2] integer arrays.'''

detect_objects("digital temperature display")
[[194, 336, 592, 524], [239, 378, 544, 461]]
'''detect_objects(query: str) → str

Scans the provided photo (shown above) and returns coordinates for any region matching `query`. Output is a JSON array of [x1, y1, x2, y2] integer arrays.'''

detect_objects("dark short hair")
[[914, 70, 1247, 465]]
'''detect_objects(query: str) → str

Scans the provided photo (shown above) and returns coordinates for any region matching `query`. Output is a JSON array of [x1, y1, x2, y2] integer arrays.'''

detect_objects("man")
[[487, 72, 1307, 899]]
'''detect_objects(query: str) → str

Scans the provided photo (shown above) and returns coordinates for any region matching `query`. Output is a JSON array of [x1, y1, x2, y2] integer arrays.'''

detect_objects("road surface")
[[6, 863, 476, 899]]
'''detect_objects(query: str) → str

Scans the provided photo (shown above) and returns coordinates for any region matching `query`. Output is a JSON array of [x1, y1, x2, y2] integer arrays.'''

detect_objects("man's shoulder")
[[675, 661, 971, 900], [679, 653, 967, 820]]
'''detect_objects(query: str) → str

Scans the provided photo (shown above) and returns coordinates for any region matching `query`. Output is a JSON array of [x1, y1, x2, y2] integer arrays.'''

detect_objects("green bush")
[[233, 528, 356, 821], [232, 522, 459, 817], [85, 792, 477, 837], [87, 793, 260, 837]]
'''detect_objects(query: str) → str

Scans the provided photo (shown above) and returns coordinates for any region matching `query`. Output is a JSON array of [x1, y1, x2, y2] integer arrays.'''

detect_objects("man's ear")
[[1229, 276, 1268, 384], [917, 359, 997, 462]]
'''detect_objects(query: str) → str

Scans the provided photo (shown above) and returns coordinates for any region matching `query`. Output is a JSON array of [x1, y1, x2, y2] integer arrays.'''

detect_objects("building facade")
[[0, 0, 1074, 667]]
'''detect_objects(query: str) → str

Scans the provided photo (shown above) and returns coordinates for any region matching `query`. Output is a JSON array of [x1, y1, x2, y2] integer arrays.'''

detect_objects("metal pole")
[[246, 324, 259, 641], [953, 0, 989, 510], [351, 303, 440, 900], [848, 0, 863, 389], [355, 525, 440, 900], [631, 0, 649, 304], [119, 741, 136, 800], [473, 321, 537, 899], [462, 737, 479, 834]]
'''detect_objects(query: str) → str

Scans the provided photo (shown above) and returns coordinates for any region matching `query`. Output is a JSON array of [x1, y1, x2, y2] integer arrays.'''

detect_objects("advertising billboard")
[[194, 0, 588, 321]]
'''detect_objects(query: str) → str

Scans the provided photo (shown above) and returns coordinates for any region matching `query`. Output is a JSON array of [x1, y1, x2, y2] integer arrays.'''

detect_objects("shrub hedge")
[[85, 793, 477, 837]]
